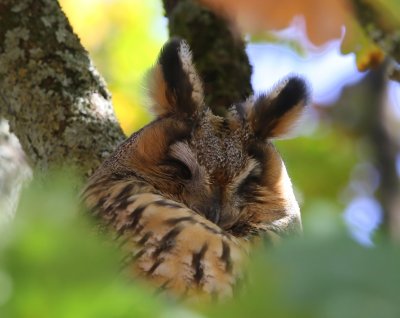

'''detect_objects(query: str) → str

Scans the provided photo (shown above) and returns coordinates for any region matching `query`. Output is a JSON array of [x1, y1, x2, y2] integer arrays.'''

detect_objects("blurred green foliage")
[[1, 172, 400, 317], [276, 127, 358, 215], [1, 1, 396, 317], [203, 230, 400, 318], [0, 172, 167, 318]]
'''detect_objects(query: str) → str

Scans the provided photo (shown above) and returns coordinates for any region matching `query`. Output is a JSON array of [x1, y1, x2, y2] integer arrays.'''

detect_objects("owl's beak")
[[190, 186, 223, 226], [204, 204, 221, 225], [202, 188, 223, 225]]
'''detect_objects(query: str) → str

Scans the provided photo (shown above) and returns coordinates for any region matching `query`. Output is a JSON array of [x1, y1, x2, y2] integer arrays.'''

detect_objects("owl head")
[[106, 38, 310, 237]]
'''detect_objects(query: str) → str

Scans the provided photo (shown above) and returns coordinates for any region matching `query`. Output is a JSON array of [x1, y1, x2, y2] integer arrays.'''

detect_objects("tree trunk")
[[0, 0, 125, 176]]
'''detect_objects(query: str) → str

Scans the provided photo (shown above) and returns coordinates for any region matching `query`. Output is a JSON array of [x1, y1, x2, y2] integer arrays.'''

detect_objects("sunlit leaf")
[[343, 0, 400, 70], [341, 19, 385, 71], [362, 0, 400, 35]]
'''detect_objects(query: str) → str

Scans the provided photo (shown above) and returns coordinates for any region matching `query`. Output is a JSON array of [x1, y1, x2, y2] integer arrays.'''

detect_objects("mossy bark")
[[162, 0, 253, 116], [0, 0, 125, 176]]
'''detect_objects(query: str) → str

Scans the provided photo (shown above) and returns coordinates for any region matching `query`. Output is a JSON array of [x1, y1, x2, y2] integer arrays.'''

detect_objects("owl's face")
[[104, 38, 309, 237]]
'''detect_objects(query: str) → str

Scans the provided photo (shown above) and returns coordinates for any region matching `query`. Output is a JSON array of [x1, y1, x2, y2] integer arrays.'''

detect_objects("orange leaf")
[[199, 0, 352, 46]]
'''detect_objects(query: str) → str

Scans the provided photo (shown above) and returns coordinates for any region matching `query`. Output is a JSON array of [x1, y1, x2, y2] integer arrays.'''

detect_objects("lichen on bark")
[[0, 0, 125, 176]]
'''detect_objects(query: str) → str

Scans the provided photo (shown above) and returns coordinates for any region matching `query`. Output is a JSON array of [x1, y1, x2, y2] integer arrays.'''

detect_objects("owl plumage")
[[83, 38, 310, 300]]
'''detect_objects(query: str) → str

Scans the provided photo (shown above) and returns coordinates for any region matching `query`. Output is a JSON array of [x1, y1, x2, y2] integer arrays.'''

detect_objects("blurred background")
[[59, 0, 400, 245], [1, 1, 400, 317]]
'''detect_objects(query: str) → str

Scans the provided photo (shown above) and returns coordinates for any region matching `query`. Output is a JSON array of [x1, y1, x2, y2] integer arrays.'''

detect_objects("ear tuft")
[[250, 75, 310, 139], [147, 37, 205, 118]]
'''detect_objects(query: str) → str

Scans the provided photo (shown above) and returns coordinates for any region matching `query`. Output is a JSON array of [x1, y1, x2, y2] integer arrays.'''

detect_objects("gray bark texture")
[[0, 0, 125, 176]]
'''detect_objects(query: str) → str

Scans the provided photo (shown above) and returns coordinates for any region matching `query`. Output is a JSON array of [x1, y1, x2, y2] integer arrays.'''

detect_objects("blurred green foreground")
[[1, 171, 400, 318]]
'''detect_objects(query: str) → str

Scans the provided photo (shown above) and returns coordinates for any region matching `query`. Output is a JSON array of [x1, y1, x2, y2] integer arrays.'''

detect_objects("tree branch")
[[330, 64, 400, 240], [0, 0, 125, 175], [162, 0, 253, 115]]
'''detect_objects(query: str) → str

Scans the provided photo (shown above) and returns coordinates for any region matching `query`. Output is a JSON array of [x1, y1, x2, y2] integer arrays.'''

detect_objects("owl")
[[83, 38, 309, 300]]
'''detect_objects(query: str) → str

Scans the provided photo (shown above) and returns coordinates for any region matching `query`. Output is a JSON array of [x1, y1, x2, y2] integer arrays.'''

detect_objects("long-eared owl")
[[83, 38, 310, 300]]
